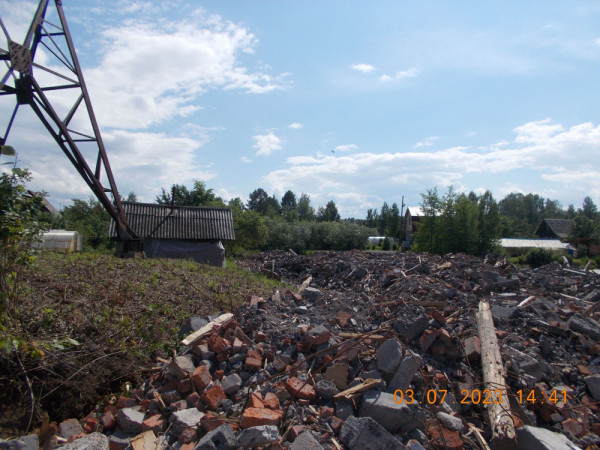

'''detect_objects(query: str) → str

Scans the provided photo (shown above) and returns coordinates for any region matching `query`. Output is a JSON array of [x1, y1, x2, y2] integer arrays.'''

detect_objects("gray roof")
[[109, 202, 235, 241], [501, 238, 573, 251], [536, 219, 572, 239]]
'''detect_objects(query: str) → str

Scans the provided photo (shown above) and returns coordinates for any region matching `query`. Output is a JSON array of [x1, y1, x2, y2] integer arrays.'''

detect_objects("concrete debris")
[[23, 250, 600, 449]]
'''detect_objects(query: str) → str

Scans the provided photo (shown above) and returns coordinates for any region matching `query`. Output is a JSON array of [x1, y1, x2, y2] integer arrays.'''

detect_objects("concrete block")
[[387, 354, 422, 393], [194, 423, 236, 450], [315, 379, 339, 399], [394, 313, 429, 341], [0, 434, 39, 450], [585, 374, 600, 401], [290, 431, 324, 449], [376, 338, 404, 375], [58, 433, 109, 450], [169, 408, 204, 434], [339, 416, 407, 450], [360, 390, 419, 433], [303, 287, 321, 302], [516, 425, 579, 450], [116, 407, 145, 435], [235, 425, 280, 448], [221, 373, 242, 396]]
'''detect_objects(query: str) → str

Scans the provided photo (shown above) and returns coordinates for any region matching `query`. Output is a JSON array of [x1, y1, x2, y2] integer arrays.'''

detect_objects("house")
[[108, 202, 235, 267], [402, 206, 424, 247], [535, 219, 572, 239]]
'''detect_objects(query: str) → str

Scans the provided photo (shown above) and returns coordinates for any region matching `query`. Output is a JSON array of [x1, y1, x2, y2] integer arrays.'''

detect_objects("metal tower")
[[0, 0, 137, 241]]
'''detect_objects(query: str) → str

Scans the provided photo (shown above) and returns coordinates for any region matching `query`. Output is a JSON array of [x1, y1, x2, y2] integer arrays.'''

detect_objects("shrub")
[[524, 248, 553, 268]]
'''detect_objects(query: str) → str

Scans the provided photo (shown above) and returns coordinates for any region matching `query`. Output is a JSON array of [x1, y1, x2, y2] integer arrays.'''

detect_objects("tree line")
[[28, 173, 600, 256]]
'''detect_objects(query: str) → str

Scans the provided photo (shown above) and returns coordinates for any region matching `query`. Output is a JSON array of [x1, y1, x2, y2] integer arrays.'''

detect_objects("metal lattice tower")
[[0, 0, 136, 240]]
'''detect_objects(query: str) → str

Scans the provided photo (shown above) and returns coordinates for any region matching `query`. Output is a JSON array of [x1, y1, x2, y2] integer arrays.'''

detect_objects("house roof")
[[108, 202, 235, 241], [500, 238, 573, 251], [536, 219, 572, 239], [405, 206, 424, 217]]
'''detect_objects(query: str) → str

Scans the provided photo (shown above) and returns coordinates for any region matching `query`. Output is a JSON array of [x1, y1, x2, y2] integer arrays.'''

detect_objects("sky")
[[1, 0, 600, 218]]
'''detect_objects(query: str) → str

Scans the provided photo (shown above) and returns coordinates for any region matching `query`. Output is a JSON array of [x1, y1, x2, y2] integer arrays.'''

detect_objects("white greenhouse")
[[31, 230, 82, 253]]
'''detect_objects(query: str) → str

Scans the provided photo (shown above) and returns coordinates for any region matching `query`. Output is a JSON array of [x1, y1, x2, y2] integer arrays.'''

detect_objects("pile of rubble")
[[4, 250, 600, 449]]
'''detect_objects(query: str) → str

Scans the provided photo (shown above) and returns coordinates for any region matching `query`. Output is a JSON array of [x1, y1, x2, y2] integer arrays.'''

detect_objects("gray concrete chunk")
[[585, 374, 600, 401], [360, 390, 419, 433], [568, 316, 600, 340], [516, 425, 579, 450], [116, 407, 145, 435], [436, 412, 465, 432], [169, 408, 204, 434], [58, 418, 84, 440], [59, 433, 109, 450], [376, 339, 404, 375], [303, 287, 322, 302], [221, 373, 242, 396], [394, 313, 429, 341], [194, 423, 236, 450], [290, 431, 324, 450], [339, 416, 406, 450], [315, 379, 339, 399], [0, 434, 39, 450], [235, 425, 280, 448], [387, 354, 422, 393]]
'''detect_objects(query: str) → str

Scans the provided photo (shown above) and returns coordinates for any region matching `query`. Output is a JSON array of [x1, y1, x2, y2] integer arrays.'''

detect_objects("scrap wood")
[[517, 295, 536, 308], [476, 300, 516, 450], [298, 276, 313, 294], [337, 332, 386, 341], [466, 424, 491, 450], [180, 312, 234, 346], [333, 378, 381, 401], [130, 431, 156, 450]]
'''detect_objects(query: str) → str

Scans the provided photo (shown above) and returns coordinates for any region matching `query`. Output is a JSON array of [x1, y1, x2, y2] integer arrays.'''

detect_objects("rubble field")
[[5, 250, 600, 449]]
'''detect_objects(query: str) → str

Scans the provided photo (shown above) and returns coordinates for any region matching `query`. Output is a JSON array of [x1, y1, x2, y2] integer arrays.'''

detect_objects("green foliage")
[[297, 194, 315, 221], [0, 168, 47, 351], [226, 202, 267, 256], [317, 200, 340, 222], [498, 192, 565, 237], [61, 198, 112, 251], [517, 248, 554, 268], [156, 180, 225, 207], [382, 237, 391, 250], [413, 186, 500, 255]]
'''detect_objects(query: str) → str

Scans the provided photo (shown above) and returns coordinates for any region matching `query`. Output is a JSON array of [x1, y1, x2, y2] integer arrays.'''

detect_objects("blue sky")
[[1, 0, 600, 217]]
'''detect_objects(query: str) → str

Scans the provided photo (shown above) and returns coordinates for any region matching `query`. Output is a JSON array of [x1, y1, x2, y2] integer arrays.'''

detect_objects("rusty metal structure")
[[0, 0, 137, 242]]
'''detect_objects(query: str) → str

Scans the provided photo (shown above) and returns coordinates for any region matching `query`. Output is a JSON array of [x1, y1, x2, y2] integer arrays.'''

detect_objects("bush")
[[382, 237, 391, 251], [524, 248, 553, 268]]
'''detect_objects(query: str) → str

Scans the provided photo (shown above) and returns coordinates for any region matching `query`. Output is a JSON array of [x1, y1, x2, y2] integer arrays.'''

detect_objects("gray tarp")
[[144, 239, 226, 267]]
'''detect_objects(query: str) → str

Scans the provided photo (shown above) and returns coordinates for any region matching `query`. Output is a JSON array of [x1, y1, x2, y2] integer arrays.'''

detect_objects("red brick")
[[289, 425, 307, 441], [496, 330, 508, 339], [256, 331, 267, 343], [201, 412, 226, 432], [330, 416, 344, 434], [245, 350, 263, 371], [438, 328, 452, 345], [186, 391, 202, 408], [139, 399, 151, 411], [463, 336, 481, 362], [208, 335, 230, 354], [232, 338, 244, 353], [83, 417, 98, 433], [202, 385, 226, 410], [178, 427, 197, 444], [336, 311, 352, 327], [191, 365, 212, 391], [142, 415, 166, 434], [263, 392, 280, 410], [562, 418, 585, 438], [240, 407, 282, 428], [319, 406, 334, 418], [431, 309, 446, 325], [101, 411, 116, 430], [180, 443, 196, 450], [116, 396, 137, 408], [427, 422, 464, 450], [285, 377, 317, 401], [247, 392, 264, 408], [248, 295, 260, 307], [419, 329, 438, 352], [214, 370, 225, 381]]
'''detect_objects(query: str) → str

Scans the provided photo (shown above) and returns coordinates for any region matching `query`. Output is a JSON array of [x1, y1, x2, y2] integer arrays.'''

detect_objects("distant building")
[[500, 238, 574, 256], [402, 206, 424, 248], [535, 219, 572, 239], [108, 202, 235, 267]]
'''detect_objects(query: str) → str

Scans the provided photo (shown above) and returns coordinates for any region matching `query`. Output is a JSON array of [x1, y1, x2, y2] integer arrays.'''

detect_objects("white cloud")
[[380, 68, 419, 83], [379, 75, 392, 82], [241, 156, 253, 163], [253, 132, 283, 156], [593, 38, 600, 47], [288, 122, 303, 129], [415, 137, 439, 148], [350, 63, 376, 73], [334, 144, 358, 152]]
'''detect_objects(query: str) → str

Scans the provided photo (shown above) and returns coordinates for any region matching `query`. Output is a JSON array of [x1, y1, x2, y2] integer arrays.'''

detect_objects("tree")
[[62, 198, 111, 250], [226, 199, 267, 255], [297, 194, 315, 221], [581, 196, 598, 220], [378, 202, 390, 235], [0, 169, 47, 318], [156, 180, 223, 207], [247, 188, 270, 214], [317, 201, 340, 222], [366, 208, 378, 229], [126, 192, 137, 202], [387, 203, 401, 238], [477, 190, 500, 254], [281, 190, 297, 211], [569, 216, 596, 240]]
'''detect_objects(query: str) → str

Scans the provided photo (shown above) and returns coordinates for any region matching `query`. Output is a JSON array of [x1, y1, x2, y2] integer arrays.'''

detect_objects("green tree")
[[226, 199, 267, 255], [581, 196, 598, 220], [297, 194, 315, 221], [247, 188, 269, 214], [156, 180, 223, 207], [317, 200, 340, 222], [0, 169, 47, 327], [570, 215, 596, 240], [62, 198, 111, 250], [477, 190, 500, 254], [387, 203, 401, 238], [366, 208, 378, 229]]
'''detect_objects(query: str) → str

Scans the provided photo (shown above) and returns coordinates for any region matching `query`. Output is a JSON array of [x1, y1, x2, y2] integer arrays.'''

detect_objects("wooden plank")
[[336, 332, 386, 340], [333, 378, 381, 401], [476, 300, 516, 450], [180, 313, 233, 346]]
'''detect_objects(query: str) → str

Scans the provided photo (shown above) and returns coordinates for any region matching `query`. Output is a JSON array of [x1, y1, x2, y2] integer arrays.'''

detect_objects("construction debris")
[[6, 250, 600, 449]]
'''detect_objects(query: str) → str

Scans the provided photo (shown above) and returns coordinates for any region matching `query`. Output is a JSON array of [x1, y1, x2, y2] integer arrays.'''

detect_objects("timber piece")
[[476, 300, 516, 450], [336, 332, 386, 341], [333, 378, 381, 401], [180, 313, 234, 346]]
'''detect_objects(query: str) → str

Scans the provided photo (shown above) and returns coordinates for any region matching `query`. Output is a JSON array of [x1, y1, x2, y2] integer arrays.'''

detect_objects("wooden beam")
[[476, 300, 516, 450]]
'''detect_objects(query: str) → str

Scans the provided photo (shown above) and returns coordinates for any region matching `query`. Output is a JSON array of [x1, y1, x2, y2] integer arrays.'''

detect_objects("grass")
[[1, 251, 289, 434]]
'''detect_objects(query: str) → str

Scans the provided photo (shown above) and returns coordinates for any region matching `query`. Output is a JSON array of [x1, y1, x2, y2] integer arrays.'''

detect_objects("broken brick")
[[285, 377, 317, 401], [240, 407, 282, 428]]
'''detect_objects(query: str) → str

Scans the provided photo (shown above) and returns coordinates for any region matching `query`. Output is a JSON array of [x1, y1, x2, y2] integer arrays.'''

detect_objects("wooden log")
[[476, 300, 516, 450], [333, 379, 381, 401], [180, 313, 233, 346]]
